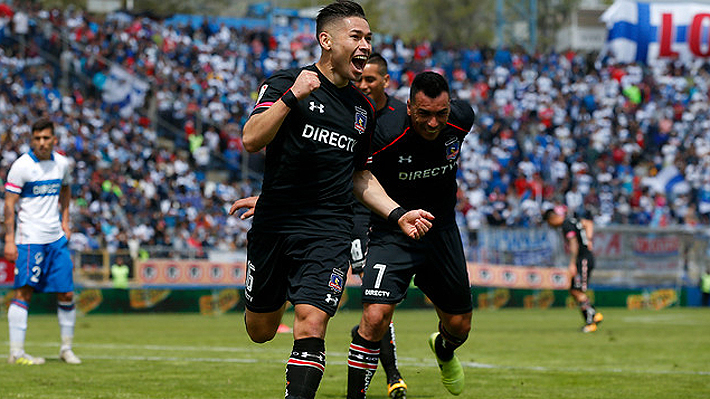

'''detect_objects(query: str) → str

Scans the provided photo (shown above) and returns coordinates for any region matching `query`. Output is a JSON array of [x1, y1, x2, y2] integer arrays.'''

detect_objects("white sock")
[[8, 300, 29, 357], [57, 300, 76, 352]]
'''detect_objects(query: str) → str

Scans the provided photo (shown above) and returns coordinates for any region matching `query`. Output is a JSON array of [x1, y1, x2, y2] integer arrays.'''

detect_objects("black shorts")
[[571, 253, 594, 292], [361, 225, 473, 315], [245, 230, 351, 317]]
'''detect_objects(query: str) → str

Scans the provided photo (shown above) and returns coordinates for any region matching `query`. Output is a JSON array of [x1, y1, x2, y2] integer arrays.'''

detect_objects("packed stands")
[[2, 3, 710, 260]]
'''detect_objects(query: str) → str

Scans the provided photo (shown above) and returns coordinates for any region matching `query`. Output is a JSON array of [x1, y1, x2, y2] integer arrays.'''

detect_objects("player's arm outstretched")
[[228, 180, 434, 241], [3, 192, 19, 261], [352, 169, 434, 240], [242, 70, 320, 152]]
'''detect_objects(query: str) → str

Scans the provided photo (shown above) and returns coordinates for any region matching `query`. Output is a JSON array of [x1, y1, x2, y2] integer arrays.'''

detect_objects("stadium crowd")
[[2, 3, 710, 259]]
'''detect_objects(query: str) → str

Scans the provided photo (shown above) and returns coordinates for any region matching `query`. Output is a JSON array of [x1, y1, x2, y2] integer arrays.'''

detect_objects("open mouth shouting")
[[352, 54, 369, 74]]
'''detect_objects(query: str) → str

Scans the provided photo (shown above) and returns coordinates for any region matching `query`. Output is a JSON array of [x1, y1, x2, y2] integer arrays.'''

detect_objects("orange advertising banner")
[[135, 260, 247, 287], [134, 260, 569, 290], [468, 263, 570, 290]]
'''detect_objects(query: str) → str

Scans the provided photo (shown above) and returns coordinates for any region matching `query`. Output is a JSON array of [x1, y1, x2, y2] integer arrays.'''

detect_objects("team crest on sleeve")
[[354, 106, 368, 134], [445, 136, 460, 160], [256, 84, 268, 104], [329, 268, 345, 293]]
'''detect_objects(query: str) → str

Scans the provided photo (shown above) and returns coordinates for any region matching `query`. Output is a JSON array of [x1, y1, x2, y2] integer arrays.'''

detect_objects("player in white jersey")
[[4, 118, 81, 365]]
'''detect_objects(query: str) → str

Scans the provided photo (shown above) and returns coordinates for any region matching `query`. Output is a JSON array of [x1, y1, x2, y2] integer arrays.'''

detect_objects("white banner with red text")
[[601, 0, 710, 64]]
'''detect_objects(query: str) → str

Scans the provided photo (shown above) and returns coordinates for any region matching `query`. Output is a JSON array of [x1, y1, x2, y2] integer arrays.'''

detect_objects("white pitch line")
[[21, 341, 275, 353], [4, 341, 709, 376], [457, 361, 710, 376], [619, 315, 708, 325], [80, 354, 263, 363]]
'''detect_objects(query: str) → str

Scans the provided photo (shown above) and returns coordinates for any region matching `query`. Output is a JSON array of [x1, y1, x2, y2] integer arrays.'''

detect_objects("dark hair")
[[410, 71, 449, 102], [31, 118, 54, 135], [367, 52, 388, 76], [543, 209, 556, 221], [316, 0, 366, 36]]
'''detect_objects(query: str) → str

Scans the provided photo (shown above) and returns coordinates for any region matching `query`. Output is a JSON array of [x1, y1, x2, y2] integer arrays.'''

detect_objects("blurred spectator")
[[4, 3, 710, 261]]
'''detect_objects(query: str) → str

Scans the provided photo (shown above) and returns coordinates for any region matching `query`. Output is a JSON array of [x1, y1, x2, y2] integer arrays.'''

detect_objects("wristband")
[[280, 89, 298, 109], [387, 206, 407, 226]]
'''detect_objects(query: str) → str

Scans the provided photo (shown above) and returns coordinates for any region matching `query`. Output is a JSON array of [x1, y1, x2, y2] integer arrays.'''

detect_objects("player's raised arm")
[[242, 70, 321, 152], [352, 169, 434, 239]]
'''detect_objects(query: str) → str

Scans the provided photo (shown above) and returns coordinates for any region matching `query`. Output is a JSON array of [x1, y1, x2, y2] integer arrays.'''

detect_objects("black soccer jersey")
[[372, 95, 408, 148], [249, 64, 376, 237], [352, 95, 408, 237], [562, 217, 593, 258], [369, 99, 475, 232]]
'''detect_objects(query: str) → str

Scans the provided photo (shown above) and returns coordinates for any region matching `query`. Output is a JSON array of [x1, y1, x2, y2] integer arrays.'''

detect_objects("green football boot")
[[428, 332, 464, 395]]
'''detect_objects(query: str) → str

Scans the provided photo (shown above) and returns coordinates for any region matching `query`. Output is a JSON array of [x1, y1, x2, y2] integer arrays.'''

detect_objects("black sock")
[[435, 321, 467, 362], [347, 330, 380, 399], [379, 322, 401, 383], [285, 338, 326, 399], [351, 324, 359, 339]]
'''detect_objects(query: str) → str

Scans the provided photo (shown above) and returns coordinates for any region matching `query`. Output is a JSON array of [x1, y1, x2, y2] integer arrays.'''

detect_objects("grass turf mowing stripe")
[[5, 342, 709, 377]]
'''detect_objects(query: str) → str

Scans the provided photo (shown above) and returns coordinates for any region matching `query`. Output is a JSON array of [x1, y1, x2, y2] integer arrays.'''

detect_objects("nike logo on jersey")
[[302, 124, 357, 152]]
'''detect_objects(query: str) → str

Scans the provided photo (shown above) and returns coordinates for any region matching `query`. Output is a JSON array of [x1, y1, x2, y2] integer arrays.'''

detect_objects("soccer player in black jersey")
[[350, 53, 408, 399], [229, 2, 433, 399], [543, 209, 604, 332], [346, 72, 475, 398]]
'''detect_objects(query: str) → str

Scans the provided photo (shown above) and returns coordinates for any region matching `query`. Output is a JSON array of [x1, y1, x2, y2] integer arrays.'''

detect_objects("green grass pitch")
[[1, 307, 709, 398]]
